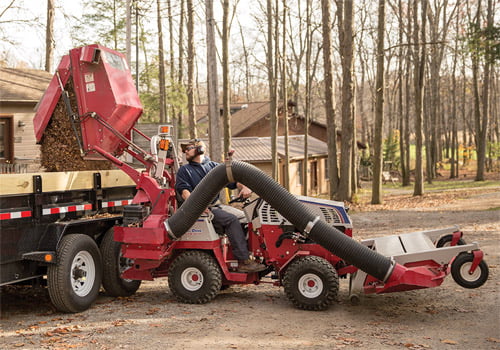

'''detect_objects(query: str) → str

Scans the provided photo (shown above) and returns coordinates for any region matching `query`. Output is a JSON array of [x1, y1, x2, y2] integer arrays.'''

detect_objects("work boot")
[[238, 259, 266, 273]]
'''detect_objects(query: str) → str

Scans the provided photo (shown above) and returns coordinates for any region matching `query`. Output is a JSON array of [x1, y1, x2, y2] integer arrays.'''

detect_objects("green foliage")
[[487, 141, 500, 158], [72, 0, 127, 50], [166, 80, 188, 116], [383, 130, 400, 170], [139, 92, 160, 123], [465, 21, 500, 63]]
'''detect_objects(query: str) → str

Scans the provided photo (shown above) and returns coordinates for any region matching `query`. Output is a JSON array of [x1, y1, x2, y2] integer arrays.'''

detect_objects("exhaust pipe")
[[165, 160, 402, 283]]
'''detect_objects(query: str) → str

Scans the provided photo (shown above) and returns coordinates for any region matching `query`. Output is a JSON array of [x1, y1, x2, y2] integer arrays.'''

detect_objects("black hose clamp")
[[303, 216, 320, 237]]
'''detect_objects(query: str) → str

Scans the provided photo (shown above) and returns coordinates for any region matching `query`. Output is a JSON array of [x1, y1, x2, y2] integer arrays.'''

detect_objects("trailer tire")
[[168, 251, 222, 304], [451, 252, 489, 289], [100, 228, 141, 297], [436, 234, 465, 248], [283, 256, 338, 311], [48, 234, 102, 313]]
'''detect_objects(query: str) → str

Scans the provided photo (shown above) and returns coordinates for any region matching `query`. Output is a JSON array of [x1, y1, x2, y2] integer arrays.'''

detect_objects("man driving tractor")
[[175, 139, 266, 273]]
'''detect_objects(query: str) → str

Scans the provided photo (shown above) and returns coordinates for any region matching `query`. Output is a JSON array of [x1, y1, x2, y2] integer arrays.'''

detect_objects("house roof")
[[195, 101, 270, 125], [230, 101, 277, 136], [0, 67, 52, 103], [178, 135, 329, 163]]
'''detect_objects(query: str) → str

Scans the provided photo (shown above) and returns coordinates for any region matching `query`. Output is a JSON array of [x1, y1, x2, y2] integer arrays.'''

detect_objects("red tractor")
[[34, 45, 489, 312]]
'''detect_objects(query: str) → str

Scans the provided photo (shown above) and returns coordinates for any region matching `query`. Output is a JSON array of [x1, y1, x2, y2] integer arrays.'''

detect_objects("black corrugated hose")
[[165, 160, 394, 282]]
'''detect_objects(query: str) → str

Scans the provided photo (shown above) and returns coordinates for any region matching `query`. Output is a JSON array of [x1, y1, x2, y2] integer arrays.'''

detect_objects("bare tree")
[[413, 0, 428, 196], [474, 0, 493, 181], [156, 0, 167, 123], [336, 0, 355, 201], [371, 0, 385, 204], [266, 0, 279, 180], [282, 0, 290, 190], [187, 0, 196, 139], [321, 0, 339, 199], [206, 0, 221, 161], [44, 0, 54, 72]]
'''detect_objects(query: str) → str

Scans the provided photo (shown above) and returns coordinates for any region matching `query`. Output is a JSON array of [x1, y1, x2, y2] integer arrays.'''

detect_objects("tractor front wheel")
[[168, 251, 222, 304], [451, 252, 489, 289], [283, 256, 339, 311]]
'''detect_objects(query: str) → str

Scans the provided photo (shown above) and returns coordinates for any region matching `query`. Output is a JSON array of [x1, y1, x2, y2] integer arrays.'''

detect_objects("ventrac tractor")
[[29, 44, 488, 312]]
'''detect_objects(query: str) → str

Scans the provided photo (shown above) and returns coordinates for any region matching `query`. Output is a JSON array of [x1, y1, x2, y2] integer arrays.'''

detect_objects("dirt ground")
[[1, 187, 499, 350]]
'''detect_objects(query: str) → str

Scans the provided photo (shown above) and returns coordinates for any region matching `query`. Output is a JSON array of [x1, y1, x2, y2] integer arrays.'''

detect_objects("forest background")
[[0, 0, 498, 203]]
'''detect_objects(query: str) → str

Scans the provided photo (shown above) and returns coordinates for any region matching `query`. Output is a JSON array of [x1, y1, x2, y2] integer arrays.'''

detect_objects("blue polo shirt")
[[175, 157, 236, 203]]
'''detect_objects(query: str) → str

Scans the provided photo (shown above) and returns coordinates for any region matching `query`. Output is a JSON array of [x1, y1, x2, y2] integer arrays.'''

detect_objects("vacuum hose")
[[165, 161, 395, 282]]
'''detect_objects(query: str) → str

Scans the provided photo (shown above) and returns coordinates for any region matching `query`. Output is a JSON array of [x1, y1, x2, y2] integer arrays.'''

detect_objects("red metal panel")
[[32, 55, 71, 142], [114, 226, 165, 245], [69, 44, 142, 159]]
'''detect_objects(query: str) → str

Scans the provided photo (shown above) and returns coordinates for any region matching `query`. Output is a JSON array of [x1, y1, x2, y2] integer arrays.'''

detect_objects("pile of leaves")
[[39, 79, 112, 172]]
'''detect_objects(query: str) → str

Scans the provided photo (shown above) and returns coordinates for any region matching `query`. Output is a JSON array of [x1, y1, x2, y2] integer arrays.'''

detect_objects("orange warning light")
[[45, 254, 53, 262], [159, 139, 170, 150], [160, 126, 170, 134]]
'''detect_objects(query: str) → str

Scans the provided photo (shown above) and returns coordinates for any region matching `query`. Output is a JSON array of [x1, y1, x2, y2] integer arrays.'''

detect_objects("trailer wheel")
[[47, 234, 102, 313], [451, 253, 489, 289], [436, 234, 465, 248], [168, 251, 222, 304], [100, 227, 141, 297], [283, 256, 339, 311]]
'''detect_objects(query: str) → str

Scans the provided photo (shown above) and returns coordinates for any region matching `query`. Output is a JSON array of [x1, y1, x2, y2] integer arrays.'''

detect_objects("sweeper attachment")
[[33, 44, 489, 312]]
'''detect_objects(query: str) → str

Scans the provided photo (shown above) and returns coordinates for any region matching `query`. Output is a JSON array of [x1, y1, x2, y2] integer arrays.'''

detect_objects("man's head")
[[180, 139, 206, 161]]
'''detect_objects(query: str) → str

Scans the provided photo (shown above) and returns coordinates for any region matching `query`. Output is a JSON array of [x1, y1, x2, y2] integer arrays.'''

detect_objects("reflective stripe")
[[102, 199, 132, 208], [0, 210, 32, 220]]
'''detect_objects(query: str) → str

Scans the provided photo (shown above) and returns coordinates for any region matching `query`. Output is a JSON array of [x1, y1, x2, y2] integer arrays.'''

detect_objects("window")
[[0, 116, 13, 163], [297, 161, 303, 186], [324, 158, 329, 180]]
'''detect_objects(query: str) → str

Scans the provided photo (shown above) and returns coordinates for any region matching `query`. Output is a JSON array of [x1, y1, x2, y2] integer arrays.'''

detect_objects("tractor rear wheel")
[[168, 250, 222, 304], [451, 252, 489, 288], [47, 234, 102, 313], [283, 256, 339, 311], [100, 227, 141, 297]]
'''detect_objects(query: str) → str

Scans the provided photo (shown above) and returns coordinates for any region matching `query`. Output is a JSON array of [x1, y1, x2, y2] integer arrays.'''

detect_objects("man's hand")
[[238, 184, 253, 199]]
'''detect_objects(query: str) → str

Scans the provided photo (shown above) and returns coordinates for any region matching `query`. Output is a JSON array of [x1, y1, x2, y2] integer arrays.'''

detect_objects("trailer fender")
[[37, 217, 120, 252]]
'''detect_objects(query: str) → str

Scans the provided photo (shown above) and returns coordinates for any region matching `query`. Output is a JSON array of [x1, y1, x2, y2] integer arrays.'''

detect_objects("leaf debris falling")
[[39, 79, 113, 172]]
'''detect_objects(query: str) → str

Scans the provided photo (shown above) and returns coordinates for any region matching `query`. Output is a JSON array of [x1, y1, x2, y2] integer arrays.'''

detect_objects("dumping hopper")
[[33, 44, 142, 159]]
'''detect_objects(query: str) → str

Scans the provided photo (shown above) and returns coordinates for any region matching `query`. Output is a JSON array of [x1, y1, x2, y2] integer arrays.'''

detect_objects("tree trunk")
[[267, 0, 278, 180], [157, 0, 167, 123], [177, 0, 185, 140], [206, 0, 221, 162], [282, 0, 290, 191], [371, 0, 385, 205], [413, 0, 427, 196], [321, 0, 339, 199], [475, 0, 492, 181], [337, 0, 354, 202], [45, 0, 54, 72], [222, 0, 231, 157], [167, 0, 177, 137], [303, 0, 312, 196], [187, 0, 197, 139]]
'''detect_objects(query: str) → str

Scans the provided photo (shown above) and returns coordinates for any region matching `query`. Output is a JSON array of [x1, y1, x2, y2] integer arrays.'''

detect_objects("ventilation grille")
[[319, 207, 341, 224], [259, 202, 282, 224]]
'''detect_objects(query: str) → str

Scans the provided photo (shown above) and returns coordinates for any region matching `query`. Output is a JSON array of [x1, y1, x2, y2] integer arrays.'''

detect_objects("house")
[[0, 67, 52, 172]]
